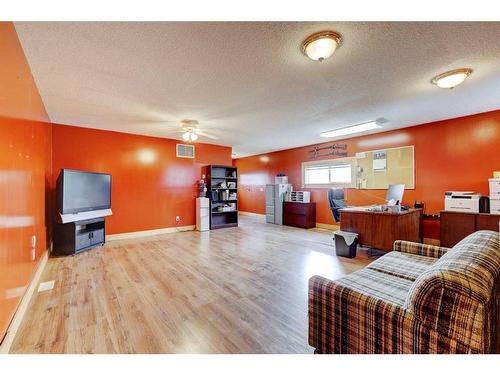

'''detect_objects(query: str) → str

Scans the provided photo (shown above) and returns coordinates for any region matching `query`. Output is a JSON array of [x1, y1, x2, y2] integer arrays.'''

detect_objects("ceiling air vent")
[[176, 144, 195, 159]]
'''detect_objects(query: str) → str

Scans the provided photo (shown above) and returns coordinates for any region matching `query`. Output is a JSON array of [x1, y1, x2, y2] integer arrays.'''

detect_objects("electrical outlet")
[[176, 216, 181, 223], [31, 235, 36, 261]]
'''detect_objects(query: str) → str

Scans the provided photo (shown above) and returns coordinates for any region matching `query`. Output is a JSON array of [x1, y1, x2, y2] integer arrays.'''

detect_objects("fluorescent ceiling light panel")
[[320, 121, 381, 138]]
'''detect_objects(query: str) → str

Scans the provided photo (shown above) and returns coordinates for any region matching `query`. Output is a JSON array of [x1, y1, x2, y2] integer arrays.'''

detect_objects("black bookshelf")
[[205, 165, 238, 229]]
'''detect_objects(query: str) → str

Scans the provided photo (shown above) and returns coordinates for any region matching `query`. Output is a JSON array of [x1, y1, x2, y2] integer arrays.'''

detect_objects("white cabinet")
[[489, 178, 500, 214], [489, 178, 500, 199], [490, 199, 500, 214], [196, 197, 210, 231]]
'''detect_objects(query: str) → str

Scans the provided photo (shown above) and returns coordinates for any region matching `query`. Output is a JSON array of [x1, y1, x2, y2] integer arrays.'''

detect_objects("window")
[[305, 166, 330, 185], [330, 164, 352, 184], [302, 157, 356, 188]]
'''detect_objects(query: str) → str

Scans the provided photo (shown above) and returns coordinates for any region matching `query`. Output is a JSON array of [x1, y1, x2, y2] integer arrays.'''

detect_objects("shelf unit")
[[54, 217, 106, 255], [205, 165, 238, 229]]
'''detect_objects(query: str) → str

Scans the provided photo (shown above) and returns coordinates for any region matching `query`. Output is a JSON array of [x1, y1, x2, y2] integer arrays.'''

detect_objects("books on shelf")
[[216, 203, 236, 212], [211, 189, 237, 201]]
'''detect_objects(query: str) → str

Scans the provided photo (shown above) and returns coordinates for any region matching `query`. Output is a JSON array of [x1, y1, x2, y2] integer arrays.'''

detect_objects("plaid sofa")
[[308, 230, 500, 354]]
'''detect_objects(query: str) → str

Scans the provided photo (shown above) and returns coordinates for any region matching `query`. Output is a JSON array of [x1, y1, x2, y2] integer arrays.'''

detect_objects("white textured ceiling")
[[15, 22, 500, 157]]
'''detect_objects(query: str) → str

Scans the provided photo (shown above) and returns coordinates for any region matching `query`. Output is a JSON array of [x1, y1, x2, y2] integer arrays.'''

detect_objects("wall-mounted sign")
[[309, 143, 347, 159]]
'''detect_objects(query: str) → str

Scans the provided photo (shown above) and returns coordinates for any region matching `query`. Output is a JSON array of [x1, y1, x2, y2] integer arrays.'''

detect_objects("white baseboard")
[[0, 250, 49, 354], [239, 211, 265, 217], [106, 225, 195, 241], [315, 222, 340, 231]]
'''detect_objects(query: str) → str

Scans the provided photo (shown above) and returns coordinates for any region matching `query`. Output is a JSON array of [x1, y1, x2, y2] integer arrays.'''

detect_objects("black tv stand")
[[54, 216, 106, 255]]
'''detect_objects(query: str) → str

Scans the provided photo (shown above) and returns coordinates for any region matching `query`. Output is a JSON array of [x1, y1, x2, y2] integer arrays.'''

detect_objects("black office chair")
[[328, 188, 346, 222]]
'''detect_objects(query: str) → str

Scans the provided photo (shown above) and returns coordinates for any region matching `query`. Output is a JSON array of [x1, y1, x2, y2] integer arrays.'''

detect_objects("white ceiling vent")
[[176, 144, 195, 159]]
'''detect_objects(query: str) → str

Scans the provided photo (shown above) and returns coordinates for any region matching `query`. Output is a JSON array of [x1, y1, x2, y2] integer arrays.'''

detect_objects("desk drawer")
[[283, 213, 315, 229], [440, 211, 476, 247], [476, 213, 500, 231], [283, 202, 309, 215], [283, 202, 316, 229]]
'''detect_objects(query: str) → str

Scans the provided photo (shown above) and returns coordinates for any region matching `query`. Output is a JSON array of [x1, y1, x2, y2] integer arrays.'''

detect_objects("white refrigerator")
[[265, 184, 292, 225]]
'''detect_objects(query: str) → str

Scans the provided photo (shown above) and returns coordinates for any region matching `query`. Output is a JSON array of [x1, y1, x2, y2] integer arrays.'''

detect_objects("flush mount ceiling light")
[[431, 68, 472, 89], [320, 120, 382, 138], [301, 31, 342, 62]]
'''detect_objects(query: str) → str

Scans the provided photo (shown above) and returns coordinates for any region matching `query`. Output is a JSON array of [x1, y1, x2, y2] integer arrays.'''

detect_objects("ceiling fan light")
[[301, 31, 342, 61], [431, 68, 472, 89], [182, 130, 198, 142]]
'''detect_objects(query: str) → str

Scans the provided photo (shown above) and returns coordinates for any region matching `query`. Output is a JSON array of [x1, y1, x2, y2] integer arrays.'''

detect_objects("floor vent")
[[38, 280, 55, 292], [176, 144, 195, 158]]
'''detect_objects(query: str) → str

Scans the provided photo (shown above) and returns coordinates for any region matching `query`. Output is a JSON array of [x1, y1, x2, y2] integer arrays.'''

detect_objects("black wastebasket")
[[334, 230, 358, 258]]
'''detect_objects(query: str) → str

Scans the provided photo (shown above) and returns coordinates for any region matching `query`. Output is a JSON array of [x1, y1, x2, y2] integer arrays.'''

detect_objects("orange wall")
[[0, 20, 231, 340], [51, 124, 232, 234], [234, 110, 500, 238], [0, 22, 52, 341]]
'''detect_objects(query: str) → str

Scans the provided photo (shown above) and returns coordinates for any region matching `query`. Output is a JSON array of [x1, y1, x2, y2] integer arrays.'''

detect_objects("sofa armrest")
[[393, 240, 450, 258], [405, 269, 489, 352], [308, 275, 408, 353]]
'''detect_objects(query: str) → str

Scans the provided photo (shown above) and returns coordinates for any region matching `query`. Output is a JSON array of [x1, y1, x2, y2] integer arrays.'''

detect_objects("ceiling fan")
[[173, 119, 219, 143]]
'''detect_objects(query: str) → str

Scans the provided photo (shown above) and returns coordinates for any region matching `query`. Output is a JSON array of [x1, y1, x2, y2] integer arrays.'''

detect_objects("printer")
[[444, 191, 489, 213]]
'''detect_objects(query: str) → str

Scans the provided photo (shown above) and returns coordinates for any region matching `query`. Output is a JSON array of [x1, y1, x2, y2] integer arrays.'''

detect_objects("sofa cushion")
[[333, 267, 414, 306], [367, 251, 437, 281]]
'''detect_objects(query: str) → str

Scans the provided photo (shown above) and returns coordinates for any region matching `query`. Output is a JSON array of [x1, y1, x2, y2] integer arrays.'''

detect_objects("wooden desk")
[[340, 207, 422, 251], [440, 211, 500, 247], [283, 202, 316, 229]]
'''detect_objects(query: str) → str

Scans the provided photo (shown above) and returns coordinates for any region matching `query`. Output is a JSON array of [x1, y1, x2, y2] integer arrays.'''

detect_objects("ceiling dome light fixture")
[[301, 31, 342, 62], [431, 68, 472, 89]]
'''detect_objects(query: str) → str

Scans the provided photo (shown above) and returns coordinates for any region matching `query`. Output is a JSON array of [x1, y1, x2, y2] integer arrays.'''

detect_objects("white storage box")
[[489, 178, 500, 199], [490, 199, 500, 214]]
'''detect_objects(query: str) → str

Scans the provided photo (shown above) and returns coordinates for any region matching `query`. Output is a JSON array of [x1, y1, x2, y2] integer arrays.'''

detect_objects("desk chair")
[[328, 189, 383, 258], [328, 188, 346, 222]]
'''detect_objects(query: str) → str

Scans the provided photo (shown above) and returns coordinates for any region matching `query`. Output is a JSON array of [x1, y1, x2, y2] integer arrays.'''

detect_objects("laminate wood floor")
[[11, 214, 371, 353]]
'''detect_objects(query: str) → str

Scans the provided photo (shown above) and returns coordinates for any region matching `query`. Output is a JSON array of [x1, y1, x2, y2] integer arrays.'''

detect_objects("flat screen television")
[[57, 169, 112, 214]]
